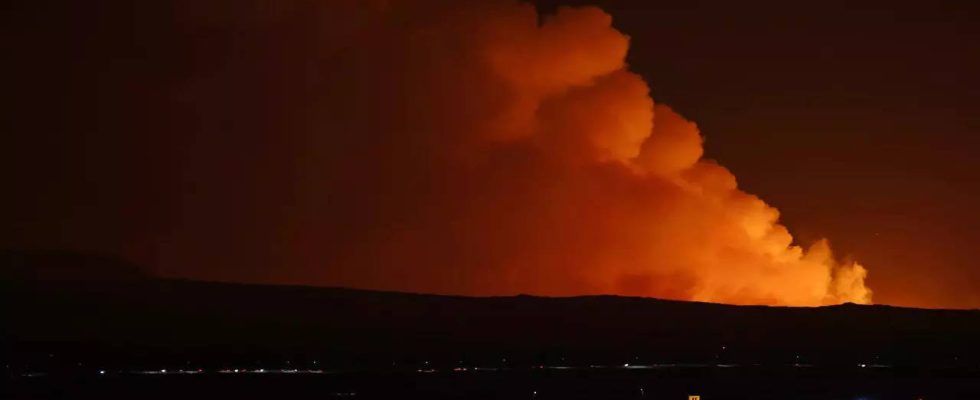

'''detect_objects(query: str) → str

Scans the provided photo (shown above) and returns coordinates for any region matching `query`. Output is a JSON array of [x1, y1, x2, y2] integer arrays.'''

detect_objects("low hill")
[[4, 272, 979, 370]]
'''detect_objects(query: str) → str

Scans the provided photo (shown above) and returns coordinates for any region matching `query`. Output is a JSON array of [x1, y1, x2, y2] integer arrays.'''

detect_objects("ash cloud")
[[3, 0, 871, 305]]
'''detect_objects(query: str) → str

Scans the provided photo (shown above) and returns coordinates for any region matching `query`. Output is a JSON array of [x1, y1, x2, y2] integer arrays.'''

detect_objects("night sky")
[[3, 0, 980, 308]]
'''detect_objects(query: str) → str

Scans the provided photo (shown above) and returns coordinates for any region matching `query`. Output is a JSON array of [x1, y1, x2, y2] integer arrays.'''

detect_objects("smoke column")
[[4, 0, 873, 306]]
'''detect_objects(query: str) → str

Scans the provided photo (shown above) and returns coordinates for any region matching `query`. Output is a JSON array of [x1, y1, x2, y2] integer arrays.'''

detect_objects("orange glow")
[[261, 1, 874, 306]]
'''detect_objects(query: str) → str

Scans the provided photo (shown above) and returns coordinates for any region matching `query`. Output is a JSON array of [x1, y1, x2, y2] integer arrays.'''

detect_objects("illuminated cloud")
[[210, 0, 869, 305], [12, 0, 872, 306]]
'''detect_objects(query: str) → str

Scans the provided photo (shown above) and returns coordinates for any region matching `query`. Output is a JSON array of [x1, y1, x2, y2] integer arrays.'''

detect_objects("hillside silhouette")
[[3, 251, 979, 371]]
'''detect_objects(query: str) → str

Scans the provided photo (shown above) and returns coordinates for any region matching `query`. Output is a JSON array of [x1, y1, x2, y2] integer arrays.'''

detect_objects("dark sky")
[[3, 0, 980, 308]]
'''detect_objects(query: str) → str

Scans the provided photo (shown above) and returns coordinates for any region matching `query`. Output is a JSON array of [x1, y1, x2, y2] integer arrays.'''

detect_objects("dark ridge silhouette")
[[4, 271, 980, 374]]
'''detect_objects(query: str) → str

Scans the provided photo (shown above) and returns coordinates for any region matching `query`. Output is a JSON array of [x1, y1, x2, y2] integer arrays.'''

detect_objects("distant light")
[[99, 370, 105, 375], [160, 369, 166, 373], [623, 363, 630, 367], [859, 364, 867, 368], [234, 369, 239, 373]]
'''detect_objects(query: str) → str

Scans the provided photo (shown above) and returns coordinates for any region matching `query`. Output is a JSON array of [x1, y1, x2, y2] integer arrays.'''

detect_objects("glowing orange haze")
[[154, 1, 873, 306], [145, 0, 871, 305]]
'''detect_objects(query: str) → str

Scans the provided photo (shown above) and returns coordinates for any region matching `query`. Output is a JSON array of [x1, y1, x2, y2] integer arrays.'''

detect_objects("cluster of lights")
[[213, 368, 325, 374], [81, 367, 328, 376], [16, 356, 904, 379]]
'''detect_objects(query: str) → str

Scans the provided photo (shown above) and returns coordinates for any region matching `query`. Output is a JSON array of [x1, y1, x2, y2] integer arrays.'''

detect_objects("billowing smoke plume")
[[4, 0, 871, 305]]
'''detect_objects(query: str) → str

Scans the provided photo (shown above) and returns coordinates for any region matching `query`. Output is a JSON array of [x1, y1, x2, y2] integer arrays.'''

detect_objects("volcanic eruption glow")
[[103, 0, 872, 306], [214, 0, 871, 306]]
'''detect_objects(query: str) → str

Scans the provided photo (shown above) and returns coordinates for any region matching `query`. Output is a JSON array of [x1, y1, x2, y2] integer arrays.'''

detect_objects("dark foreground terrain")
[[3, 251, 980, 398], [7, 366, 980, 399]]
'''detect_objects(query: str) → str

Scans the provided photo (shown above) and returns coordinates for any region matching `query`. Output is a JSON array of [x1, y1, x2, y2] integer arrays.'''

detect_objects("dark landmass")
[[3, 251, 979, 373], [4, 251, 980, 398]]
